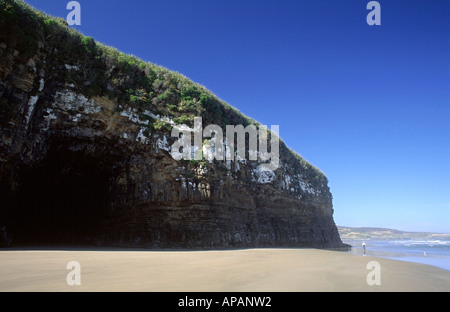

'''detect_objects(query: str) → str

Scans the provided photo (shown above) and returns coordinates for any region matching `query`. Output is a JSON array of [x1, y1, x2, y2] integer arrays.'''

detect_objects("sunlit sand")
[[0, 248, 449, 292]]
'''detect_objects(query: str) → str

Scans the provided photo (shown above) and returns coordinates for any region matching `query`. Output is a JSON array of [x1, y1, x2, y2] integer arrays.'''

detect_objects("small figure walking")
[[362, 241, 366, 255]]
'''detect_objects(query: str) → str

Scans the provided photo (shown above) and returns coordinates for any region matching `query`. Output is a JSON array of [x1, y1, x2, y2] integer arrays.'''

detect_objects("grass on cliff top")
[[0, 0, 327, 183]]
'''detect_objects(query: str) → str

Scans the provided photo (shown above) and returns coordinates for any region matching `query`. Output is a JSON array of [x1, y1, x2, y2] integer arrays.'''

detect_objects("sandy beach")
[[0, 248, 449, 292]]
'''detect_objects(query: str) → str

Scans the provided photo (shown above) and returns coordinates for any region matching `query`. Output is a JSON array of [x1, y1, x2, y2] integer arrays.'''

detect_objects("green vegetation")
[[143, 116, 172, 134], [81, 36, 96, 54], [126, 88, 153, 107], [153, 119, 172, 132], [1, 0, 328, 185], [173, 115, 192, 125], [288, 146, 327, 186], [0, 0, 41, 62]]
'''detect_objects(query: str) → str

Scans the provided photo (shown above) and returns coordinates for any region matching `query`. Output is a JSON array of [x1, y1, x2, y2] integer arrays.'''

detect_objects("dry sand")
[[0, 248, 449, 292]]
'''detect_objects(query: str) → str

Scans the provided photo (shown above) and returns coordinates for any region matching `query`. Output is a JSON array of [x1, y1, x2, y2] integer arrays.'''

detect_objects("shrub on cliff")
[[0, 0, 41, 61]]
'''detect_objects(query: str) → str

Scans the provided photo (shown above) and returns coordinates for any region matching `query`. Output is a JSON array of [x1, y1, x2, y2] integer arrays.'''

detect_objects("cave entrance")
[[10, 143, 114, 246]]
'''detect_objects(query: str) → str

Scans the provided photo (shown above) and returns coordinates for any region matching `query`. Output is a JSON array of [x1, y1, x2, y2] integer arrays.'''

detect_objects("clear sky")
[[24, 0, 450, 233]]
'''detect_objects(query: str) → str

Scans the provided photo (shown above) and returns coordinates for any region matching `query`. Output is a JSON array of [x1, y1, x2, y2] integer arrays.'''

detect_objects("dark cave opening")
[[9, 145, 113, 246]]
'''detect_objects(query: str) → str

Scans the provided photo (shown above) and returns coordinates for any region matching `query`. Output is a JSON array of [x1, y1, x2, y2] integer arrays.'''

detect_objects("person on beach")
[[362, 241, 366, 255]]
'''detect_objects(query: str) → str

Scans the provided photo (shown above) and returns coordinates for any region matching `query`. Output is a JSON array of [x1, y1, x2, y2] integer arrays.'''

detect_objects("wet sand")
[[0, 248, 449, 292]]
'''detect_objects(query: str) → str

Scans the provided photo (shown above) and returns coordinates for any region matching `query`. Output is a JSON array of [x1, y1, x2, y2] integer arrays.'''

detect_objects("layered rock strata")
[[0, 1, 345, 249]]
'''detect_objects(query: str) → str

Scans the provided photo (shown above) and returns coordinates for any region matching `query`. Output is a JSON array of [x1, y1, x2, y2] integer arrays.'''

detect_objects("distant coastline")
[[338, 226, 450, 241], [338, 226, 450, 272]]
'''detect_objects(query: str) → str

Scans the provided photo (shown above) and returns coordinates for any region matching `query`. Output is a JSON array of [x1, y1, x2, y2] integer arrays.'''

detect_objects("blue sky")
[[24, 0, 450, 233]]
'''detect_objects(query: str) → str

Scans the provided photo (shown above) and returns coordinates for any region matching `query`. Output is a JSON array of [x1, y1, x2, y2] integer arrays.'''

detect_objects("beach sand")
[[0, 248, 449, 292]]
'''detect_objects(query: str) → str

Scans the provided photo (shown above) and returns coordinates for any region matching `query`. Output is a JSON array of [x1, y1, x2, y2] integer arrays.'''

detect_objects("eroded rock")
[[0, 1, 346, 249]]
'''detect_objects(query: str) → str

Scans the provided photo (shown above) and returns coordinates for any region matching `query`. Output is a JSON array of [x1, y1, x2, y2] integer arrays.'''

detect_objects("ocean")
[[343, 239, 450, 271]]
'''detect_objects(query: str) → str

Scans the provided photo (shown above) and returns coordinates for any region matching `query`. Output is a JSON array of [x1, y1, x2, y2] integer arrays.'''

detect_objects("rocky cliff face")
[[0, 1, 345, 248]]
